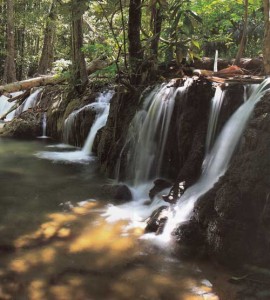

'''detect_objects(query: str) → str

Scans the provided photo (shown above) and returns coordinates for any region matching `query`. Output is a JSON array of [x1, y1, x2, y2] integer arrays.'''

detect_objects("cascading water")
[[105, 79, 194, 223], [6, 88, 43, 121], [37, 112, 49, 139], [159, 78, 270, 243], [0, 91, 24, 120], [36, 90, 114, 163], [63, 104, 93, 144], [118, 78, 193, 186], [205, 86, 226, 154]]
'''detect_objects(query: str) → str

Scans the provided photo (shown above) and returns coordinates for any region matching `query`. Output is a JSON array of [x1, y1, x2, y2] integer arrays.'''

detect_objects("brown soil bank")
[[177, 91, 270, 267]]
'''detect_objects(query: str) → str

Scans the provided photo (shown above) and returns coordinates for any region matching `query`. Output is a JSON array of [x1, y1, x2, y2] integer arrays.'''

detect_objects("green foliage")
[[82, 43, 114, 61], [0, 0, 265, 83]]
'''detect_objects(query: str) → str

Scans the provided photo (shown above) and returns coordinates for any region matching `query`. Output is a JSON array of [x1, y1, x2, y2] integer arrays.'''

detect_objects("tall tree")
[[150, 3, 163, 58], [71, 0, 88, 92], [263, 0, 270, 74], [235, 0, 248, 65], [128, 0, 143, 81], [38, 0, 57, 74], [4, 0, 16, 83]]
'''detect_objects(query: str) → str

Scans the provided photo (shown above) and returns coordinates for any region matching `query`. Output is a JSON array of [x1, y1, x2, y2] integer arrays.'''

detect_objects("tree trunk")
[[4, 0, 17, 83], [38, 1, 57, 74], [128, 0, 143, 84], [235, 0, 248, 66], [71, 0, 88, 92], [151, 7, 163, 58], [263, 0, 270, 74]]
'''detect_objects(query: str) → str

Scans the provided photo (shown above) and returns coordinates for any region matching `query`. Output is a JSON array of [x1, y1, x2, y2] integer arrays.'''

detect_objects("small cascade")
[[205, 86, 226, 154], [37, 112, 49, 139], [6, 88, 42, 120], [122, 78, 193, 186], [63, 104, 93, 144], [36, 90, 113, 163], [159, 78, 270, 243], [0, 91, 24, 120], [82, 103, 110, 155]]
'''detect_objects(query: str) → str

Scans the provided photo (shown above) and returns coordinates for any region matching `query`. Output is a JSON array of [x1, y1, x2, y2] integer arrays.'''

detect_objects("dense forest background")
[[1, 0, 270, 88]]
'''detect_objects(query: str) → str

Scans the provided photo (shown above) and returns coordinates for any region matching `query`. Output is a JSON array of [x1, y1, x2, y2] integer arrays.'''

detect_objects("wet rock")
[[149, 178, 172, 199], [97, 88, 141, 177], [101, 184, 132, 203], [1, 110, 42, 138], [180, 92, 270, 267], [145, 205, 169, 234], [172, 219, 206, 259]]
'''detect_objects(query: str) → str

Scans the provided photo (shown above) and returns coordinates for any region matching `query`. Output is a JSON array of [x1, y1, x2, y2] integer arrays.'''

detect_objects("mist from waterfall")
[[159, 78, 270, 243]]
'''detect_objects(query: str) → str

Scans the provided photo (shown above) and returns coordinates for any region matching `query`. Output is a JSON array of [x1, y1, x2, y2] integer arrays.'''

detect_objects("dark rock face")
[[97, 87, 141, 177], [164, 79, 213, 183], [178, 92, 270, 267]]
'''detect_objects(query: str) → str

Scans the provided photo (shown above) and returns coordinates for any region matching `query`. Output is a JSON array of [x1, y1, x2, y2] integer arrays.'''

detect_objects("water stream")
[[128, 79, 193, 185], [0, 138, 223, 300], [205, 86, 226, 154], [159, 78, 270, 242], [36, 91, 113, 163]]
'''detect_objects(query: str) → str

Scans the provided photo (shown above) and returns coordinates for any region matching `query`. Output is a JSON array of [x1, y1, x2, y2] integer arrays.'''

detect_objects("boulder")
[[100, 184, 133, 203], [1, 110, 42, 138], [145, 205, 169, 234], [149, 178, 172, 199]]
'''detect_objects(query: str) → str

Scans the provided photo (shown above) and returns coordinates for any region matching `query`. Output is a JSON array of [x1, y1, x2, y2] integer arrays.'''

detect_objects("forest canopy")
[[0, 0, 269, 86]]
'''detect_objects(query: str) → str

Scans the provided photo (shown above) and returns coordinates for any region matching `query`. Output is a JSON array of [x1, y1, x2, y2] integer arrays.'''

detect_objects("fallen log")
[[0, 57, 111, 96]]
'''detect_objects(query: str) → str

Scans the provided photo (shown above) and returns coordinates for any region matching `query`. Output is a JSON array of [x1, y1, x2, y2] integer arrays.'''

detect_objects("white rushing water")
[[118, 78, 193, 185], [63, 104, 93, 144], [37, 112, 49, 139], [0, 91, 24, 120], [36, 90, 114, 163], [6, 88, 42, 120], [205, 86, 226, 154], [158, 78, 270, 243], [104, 79, 194, 225]]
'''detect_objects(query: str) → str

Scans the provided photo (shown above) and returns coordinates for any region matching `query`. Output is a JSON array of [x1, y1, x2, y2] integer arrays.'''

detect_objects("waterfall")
[[6, 89, 42, 121], [36, 90, 113, 163], [159, 78, 270, 242], [122, 78, 193, 186], [0, 91, 24, 120], [81, 103, 110, 155], [37, 112, 49, 139], [63, 104, 93, 144], [205, 86, 226, 154]]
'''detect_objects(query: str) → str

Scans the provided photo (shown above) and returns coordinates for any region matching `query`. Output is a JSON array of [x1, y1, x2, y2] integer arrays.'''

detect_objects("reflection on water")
[[0, 138, 230, 299]]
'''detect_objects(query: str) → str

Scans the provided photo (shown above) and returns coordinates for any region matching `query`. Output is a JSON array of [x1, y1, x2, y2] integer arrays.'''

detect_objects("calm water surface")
[[0, 138, 229, 300]]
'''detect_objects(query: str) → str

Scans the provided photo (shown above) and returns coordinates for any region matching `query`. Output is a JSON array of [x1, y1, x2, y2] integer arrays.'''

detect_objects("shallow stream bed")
[[0, 138, 243, 300]]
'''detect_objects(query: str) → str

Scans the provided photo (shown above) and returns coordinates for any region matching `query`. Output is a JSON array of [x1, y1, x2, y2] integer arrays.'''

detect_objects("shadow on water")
[[0, 139, 264, 300]]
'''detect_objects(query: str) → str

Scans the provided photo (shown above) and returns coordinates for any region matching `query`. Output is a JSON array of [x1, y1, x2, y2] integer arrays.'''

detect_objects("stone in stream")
[[149, 178, 172, 199], [145, 205, 169, 234], [100, 184, 132, 203]]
